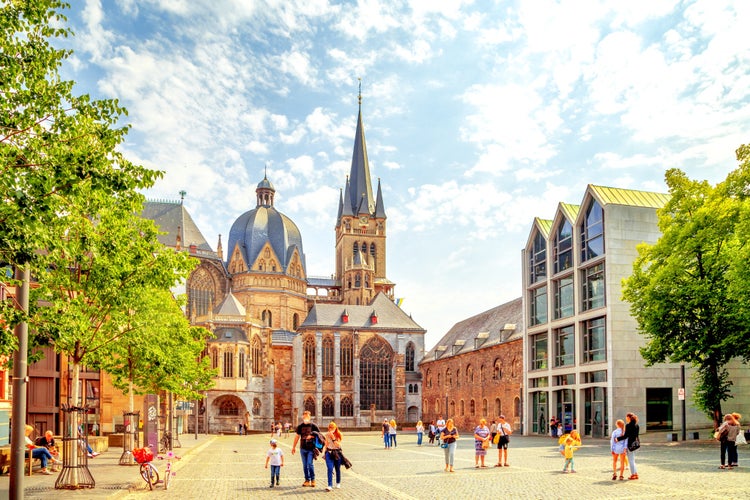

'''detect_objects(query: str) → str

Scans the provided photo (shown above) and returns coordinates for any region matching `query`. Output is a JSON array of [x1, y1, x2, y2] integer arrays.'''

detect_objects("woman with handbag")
[[473, 418, 491, 468], [440, 418, 459, 472], [322, 422, 344, 491], [717, 413, 740, 469], [616, 412, 640, 480]]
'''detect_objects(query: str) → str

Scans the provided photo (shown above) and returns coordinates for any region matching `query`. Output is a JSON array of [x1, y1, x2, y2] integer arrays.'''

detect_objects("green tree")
[[622, 145, 750, 428], [1, 0, 158, 355]]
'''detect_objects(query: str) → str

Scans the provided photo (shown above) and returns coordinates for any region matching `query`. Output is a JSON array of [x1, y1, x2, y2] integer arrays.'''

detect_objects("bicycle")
[[159, 450, 180, 490], [133, 446, 181, 490]]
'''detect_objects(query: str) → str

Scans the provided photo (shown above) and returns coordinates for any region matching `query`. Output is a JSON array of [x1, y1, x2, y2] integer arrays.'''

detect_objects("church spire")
[[375, 178, 386, 219], [347, 84, 374, 216]]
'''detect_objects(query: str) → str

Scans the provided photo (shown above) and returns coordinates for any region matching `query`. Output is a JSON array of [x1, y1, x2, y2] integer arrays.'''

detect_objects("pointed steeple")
[[348, 90, 374, 216], [336, 189, 344, 227], [342, 176, 354, 216], [375, 178, 386, 219], [216, 234, 223, 260]]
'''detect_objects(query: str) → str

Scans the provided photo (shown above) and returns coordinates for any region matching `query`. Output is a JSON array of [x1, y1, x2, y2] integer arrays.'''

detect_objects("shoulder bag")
[[627, 437, 640, 451]]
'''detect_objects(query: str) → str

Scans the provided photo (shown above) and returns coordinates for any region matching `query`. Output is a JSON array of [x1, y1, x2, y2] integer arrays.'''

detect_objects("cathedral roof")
[[272, 330, 297, 346], [347, 104, 375, 216], [212, 327, 249, 344], [214, 292, 246, 317], [141, 201, 218, 259], [301, 293, 424, 331], [226, 177, 306, 274], [421, 297, 523, 363]]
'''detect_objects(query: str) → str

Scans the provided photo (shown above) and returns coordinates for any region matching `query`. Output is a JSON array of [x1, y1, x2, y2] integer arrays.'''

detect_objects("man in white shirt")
[[436, 415, 446, 445]]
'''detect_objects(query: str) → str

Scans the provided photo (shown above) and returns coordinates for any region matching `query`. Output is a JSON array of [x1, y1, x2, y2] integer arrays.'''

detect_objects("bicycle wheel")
[[139, 463, 159, 490], [164, 465, 171, 490]]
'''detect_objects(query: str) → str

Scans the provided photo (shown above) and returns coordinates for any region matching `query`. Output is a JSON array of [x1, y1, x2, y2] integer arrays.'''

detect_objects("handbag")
[[481, 439, 491, 449], [736, 430, 747, 446], [492, 433, 500, 445], [440, 442, 448, 448], [627, 437, 640, 451]]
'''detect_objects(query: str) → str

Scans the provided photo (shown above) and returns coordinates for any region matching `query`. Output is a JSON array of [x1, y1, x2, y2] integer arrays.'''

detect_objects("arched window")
[[340, 396, 353, 417], [292, 313, 299, 330], [470, 399, 476, 417], [494, 359, 502, 380], [446, 368, 452, 387], [238, 349, 246, 378], [514, 396, 521, 418], [413, 384, 419, 394], [322, 336, 334, 377], [370, 243, 376, 257], [480, 364, 485, 382], [251, 336, 262, 375], [304, 397, 316, 416], [405, 342, 415, 372], [353, 242, 359, 256], [450, 400, 455, 416], [482, 398, 488, 416], [355, 273, 361, 288], [467, 365, 474, 383], [427, 369, 432, 388], [341, 335, 353, 377], [252, 398, 261, 415], [495, 398, 502, 416], [304, 336, 316, 377], [188, 267, 214, 318], [219, 398, 239, 416], [223, 351, 233, 378], [437, 372, 441, 387], [262, 309, 272, 327], [459, 400, 465, 416], [455, 365, 461, 387], [361, 242, 367, 254], [359, 336, 393, 411], [434, 400, 440, 414], [322, 396, 334, 417], [211, 348, 219, 370]]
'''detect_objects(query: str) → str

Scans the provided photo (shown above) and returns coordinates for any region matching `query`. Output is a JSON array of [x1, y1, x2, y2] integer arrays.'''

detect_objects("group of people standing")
[[609, 412, 640, 480], [380, 418, 398, 448], [716, 412, 743, 469]]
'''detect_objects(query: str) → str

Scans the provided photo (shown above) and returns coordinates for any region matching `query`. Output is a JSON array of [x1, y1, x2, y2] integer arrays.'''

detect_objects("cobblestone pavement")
[[109, 431, 749, 500]]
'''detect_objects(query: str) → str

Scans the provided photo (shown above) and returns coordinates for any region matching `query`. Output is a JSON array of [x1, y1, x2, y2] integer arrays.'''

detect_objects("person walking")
[[616, 412, 640, 480], [610, 419, 627, 480], [291, 410, 320, 487], [323, 422, 344, 491], [389, 419, 398, 448], [428, 420, 437, 445], [561, 435, 580, 473], [264, 439, 284, 488], [436, 415, 446, 445], [416, 420, 424, 446], [717, 413, 740, 469], [381, 419, 391, 449], [473, 418, 491, 468], [495, 415, 512, 467], [440, 418, 459, 472]]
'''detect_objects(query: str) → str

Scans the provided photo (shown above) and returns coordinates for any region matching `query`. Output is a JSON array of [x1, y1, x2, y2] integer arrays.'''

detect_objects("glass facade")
[[553, 325, 575, 367], [554, 220, 573, 273], [580, 200, 604, 261], [581, 263, 605, 310], [529, 231, 547, 283], [530, 286, 548, 326], [531, 333, 548, 370], [582, 317, 606, 363], [554, 276, 574, 319]]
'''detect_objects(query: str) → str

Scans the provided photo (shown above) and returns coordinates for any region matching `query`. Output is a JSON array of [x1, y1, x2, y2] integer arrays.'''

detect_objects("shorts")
[[497, 435, 509, 449]]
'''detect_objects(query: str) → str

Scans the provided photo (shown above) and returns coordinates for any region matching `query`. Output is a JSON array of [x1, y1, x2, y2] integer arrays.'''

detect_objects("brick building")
[[420, 298, 522, 431]]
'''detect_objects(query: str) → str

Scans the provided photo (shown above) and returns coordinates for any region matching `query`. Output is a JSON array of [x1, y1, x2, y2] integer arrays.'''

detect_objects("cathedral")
[[143, 98, 426, 431]]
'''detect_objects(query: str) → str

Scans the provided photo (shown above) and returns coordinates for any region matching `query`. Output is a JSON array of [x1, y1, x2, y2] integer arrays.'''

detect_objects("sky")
[[60, 0, 750, 349]]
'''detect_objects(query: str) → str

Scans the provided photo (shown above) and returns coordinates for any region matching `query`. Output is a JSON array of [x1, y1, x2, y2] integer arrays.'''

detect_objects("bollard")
[[667, 433, 678, 442]]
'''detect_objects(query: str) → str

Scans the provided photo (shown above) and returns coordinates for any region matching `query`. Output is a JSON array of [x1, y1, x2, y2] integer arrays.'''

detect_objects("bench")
[[0, 446, 47, 476]]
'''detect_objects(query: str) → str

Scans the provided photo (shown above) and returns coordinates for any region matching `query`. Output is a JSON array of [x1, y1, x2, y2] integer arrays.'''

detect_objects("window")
[[446, 368, 452, 388], [238, 349, 245, 378], [211, 349, 219, 370], [304, 397, 315, 416], [188, 267, 214, 317], [450, 400, 456, 415], [437, 372, 441, 387], [470, 399, 476, 417], [340, 396, 353, 417], [480, 365, 485, 382], [223, 351, 233, 378], [304, 336, 316, 377], [531, 333, 548, 370], [427, 369, 432, 388], [262, 309, 272, 327], [554, 373, 576, 385], [529, 377, 549, 388], [495, 398, 501, 416], [341, 335, 353, 377], [554, 220, 573, 273], [359, 337, 393, 410], [583, 370, 607, 383], [292, 313, 299, 330], [554, 276, 574, 319], [554, 325, 575, 367], [355, 273, 361, 288], [581, 263, 605, 311], [455, 366, 461, 387], [353, 242, 359, 256], [493, 359, 502, 380], [251, 336, 262, 375], [482, 399, 488, 416], [219, 398, 239, 416], [580, 200, 604, 261], [530, 286, 548, 326], [529, 231, 547, 283], [435, 400, 440, 414], [405, 342, 415, 371], [370, 243, 376, 258], [253, 398, 261, 415], [322, 336, 334, 377], [582, 317, 606, 363], [460, 400, 465, 416], [322, 396, 334, 417], [361, 242, 367, 254], [467, 365, 474, 383]]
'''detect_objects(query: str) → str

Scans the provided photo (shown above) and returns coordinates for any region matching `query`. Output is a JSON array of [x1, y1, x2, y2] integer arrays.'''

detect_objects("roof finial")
[[264, 163, 268, 179], [179, 190, 186, 204], [358, 77, 362, 107]]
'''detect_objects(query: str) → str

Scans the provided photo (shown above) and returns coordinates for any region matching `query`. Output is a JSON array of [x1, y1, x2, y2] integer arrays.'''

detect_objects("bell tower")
[[335, 90, 393, 305]]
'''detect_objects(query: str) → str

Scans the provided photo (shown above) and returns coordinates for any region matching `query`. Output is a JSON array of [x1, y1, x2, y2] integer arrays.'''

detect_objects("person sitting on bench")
[[25, 425, 61, 475]]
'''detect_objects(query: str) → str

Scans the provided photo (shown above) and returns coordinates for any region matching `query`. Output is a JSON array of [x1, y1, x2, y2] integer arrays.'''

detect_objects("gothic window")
[[188, 267, 214, 318], [437, 372, 441, 387], [426, 369, 432, 388], [258, 259, 265, 271], [355, 273, 361, 288], [223, 351, 233, 378], [365, 274, 370, 288], [359, 336, 393, 411], [446, 368, 452, 387], [304, 396, 316, 416], [405, 342, 415, 372], [253, 398, 261, 416], [456, 365, 461, 387], [353, 242, 358, 256], [251, 336, 262, 376], [467, 365, 474, 383], [370, 243, 376, 258], [361, 243, 367, 254], [495, 398, 501, 416], [434, 400, 440, 414], [265, 248, 270, 258], [322, 336, 334, 377], [322, 396, 334, 417], [304, 336, 316, 377], [219, 398, 239, 416], [262, 309, 272, 327], [460, 400, 465, 416], [211, 349, 219, 370], [340, 396, 353, 417], [494, 359, 502, 380], [238, 349, 246, 378], [450, 400, 455, 415], [480, 365, 485, 382], [482, 398, 488, 416], [292, 313, 299, 331], [470, 399, 476, 417], [341, 335, 353, 377]]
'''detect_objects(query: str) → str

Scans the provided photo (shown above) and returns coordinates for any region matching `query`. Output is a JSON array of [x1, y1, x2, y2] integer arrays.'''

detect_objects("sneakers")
[[336, 483, 341, 489], [91, 452, 100, 457], [326, 486, 333, 491], [40, 469, 53, 475]]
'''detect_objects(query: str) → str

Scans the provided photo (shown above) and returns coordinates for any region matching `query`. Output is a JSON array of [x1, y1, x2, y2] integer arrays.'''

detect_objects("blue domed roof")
[[257, 177, 274, 190], [226, 205, 306, 275]]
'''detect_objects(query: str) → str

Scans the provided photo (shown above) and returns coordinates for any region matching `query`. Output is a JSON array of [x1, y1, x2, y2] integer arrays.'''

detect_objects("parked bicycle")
[[133, 446, 181, 490]]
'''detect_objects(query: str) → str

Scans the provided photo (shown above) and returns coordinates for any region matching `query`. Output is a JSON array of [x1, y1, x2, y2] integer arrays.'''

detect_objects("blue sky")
[[61, 1, 750, 348]]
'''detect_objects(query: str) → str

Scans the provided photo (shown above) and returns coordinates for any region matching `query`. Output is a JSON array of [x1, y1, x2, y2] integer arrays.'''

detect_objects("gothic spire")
[[375, 178, 386, 219], [347, 90, 374, 216]]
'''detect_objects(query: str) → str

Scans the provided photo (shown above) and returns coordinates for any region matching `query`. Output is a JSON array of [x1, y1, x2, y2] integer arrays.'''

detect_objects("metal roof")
[[300, 292, 424, 331], [142, 201, 217, 257], [589, 185, 670, 209]]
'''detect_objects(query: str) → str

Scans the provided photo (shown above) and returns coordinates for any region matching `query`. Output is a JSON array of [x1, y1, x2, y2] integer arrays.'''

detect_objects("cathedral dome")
[[226, 177, 306, 274]]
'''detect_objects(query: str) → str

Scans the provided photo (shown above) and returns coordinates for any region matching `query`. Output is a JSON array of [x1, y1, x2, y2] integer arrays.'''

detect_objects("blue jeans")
[[300, 448, 315, 481], [390, 434, 397, 447], [417, 432, 423, 445], [324, 451, 341, 487], [270, 465, 280, 485], [27, 448, 52, 468], [443, 442, 457, 467], [626, 449, 637, 475], [383, 434, 390, 448]]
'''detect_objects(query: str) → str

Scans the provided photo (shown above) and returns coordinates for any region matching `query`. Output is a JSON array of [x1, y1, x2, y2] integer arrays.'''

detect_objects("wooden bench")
[[0, 446, 44, 476]]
